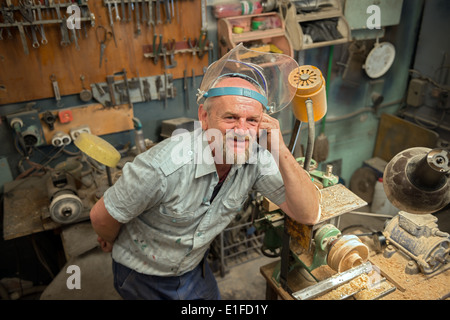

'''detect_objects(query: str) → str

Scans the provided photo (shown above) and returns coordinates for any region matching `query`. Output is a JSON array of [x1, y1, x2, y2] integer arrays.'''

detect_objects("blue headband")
[[203, 87, 269, 109], [202, 73, 269, 110]]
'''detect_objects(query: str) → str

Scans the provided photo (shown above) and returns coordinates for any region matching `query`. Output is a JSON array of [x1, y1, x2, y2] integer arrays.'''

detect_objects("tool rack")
[[0, 0, 206, 106]]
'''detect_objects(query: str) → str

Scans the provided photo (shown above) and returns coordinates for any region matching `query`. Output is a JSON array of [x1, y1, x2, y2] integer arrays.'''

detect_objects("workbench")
[[260, 244, 450, 300], [2, 168, 114, 241]]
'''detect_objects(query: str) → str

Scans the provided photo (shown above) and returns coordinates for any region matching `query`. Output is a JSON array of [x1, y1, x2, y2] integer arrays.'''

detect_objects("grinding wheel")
[[327, 235, 369, 273], [49, 193, 83, 224]]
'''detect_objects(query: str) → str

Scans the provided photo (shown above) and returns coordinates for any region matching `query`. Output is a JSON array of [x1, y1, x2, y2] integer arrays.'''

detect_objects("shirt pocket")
[[158, 204, 196, 226]]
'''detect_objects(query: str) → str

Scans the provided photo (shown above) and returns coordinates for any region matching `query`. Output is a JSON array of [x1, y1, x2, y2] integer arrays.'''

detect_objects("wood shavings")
[[354, 280, 395, 300], [314, 274, 370, 300]]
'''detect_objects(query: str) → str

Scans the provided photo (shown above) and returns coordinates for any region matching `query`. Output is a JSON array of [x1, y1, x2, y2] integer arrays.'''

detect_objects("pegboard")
[[0, 0, 209, 105]]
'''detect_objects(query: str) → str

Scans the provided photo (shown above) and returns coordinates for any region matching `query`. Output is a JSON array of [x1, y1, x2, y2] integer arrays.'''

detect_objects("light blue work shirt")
[[104, 128, 286, 276]]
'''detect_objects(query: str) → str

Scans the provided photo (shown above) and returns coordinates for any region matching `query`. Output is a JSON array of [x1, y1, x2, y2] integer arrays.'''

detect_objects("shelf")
[[296, 4, 343, 23], [284, 0, 350, 51], [232, 28, 285, 43], [217, 12, 293, 57], [300, 16, 350, 50]]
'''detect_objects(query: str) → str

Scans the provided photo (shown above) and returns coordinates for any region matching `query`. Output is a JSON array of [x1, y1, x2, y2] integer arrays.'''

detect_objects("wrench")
[[163, 0, 171, 24], [30, 2, 40, 48], [148, 0, 154, 28], [50, 74, 62, 106], [70, 18, 80, 51], [55, 1, 70, 46], [18, 23, 30, 55], [35, 0, 48, 45], [114, 1, 120, 21], [156, 0, 162, 24]]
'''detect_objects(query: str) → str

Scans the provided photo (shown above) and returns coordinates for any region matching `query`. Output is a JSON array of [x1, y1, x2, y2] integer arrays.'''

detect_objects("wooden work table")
[[2, 169, 114, 241]]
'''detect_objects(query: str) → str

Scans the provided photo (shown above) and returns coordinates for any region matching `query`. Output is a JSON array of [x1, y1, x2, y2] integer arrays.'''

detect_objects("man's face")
[[198, 79, 264, 164]]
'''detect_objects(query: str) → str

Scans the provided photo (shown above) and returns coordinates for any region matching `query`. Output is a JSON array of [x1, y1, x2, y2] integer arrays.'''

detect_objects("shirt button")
[[197, 232, 203, 237]]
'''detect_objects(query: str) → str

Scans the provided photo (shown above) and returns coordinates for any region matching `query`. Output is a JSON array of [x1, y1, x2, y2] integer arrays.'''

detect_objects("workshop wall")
[[399, 0, 450, 145]]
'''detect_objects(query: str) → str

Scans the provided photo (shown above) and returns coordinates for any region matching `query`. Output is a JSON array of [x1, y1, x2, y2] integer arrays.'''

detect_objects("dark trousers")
[[112, 258, 221, 300]]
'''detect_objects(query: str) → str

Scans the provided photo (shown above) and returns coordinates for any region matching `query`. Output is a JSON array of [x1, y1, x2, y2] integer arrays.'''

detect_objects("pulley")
[[327, 235, 369, 273]]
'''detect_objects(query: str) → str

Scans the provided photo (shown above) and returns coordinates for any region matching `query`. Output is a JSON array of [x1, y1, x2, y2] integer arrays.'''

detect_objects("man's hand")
[[97, 236, 114, 253], [258, 113, 287, 154]]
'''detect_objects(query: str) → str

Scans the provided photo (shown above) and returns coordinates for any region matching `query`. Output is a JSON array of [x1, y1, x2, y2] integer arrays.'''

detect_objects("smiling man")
[[89, 44, 321, 300]]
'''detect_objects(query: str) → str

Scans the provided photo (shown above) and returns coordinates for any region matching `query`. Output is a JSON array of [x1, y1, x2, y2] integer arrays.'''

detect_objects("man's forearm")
[[277, 145, 321, 225]]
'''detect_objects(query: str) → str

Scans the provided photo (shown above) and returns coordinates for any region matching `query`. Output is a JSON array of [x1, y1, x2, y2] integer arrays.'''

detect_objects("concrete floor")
[[36, 205, 450, 300]]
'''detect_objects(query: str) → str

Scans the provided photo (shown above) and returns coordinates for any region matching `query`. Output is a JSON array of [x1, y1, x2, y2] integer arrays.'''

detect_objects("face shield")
[[197, 43, 300, 114]]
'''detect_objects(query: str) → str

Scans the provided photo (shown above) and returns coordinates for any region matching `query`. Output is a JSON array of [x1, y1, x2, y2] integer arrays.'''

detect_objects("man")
[[90, 45, 321, 300]]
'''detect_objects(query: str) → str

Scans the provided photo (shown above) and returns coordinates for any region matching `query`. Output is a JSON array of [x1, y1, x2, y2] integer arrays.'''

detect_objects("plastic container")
[[213, 1, 263, 18], [251, 16, 281, 30], [371, 178, 398, 216]]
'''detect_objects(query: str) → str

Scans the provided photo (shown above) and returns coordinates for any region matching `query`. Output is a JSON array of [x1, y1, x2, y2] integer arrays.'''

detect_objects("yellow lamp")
[[289, 65, 327, 122]]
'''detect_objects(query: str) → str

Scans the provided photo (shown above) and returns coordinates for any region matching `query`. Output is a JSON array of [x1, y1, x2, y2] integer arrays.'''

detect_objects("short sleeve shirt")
[[104, 128, 286, 276]]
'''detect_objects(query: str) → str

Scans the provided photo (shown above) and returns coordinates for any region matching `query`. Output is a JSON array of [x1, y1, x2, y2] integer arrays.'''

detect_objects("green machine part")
[[307, 224, 341, 270], [295, 157, 339, 187], [271, 224, 341, 285]]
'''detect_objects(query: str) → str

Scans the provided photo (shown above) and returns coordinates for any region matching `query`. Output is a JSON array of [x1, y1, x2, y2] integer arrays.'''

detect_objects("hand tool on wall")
[[114, 69, 133, 108], [0, 3, 13, 40], [153, 33, 162, 65], [55, 1, 70, 47], [50, 74, 62, 107], [163, 0, 171, 24], [96, 25, 112, 68], [156, 0, 162, 24], [18, 0, 40, 49], [69, 14, 80, 51], [197, 0, 208, 58], [127, 0, 132, 22], [114, 1, 120, 21], [95, 83, 106, 97], [107, 1, 118, 47], [34, 0, 48, 45], [135, 69, 144, 101], [165, 39, 177, 69], [121, 0, 126, 22], [143, 79, 151, 101], [135, 0, 141, 35], [148, 0, 154, 28], [106, 75, 117, 106], [141, 0, 147, 23], [79, 75, 92, 102]]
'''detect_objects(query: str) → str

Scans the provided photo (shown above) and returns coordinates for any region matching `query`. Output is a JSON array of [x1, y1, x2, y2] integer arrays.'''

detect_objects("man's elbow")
[[280, 202, 321, 225], [302, 207, 321, 225], [90, 197, 118, 230]]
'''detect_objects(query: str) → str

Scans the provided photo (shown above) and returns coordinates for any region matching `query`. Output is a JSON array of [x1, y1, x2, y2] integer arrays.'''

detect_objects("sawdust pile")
[[315, 274, 370, 300]]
